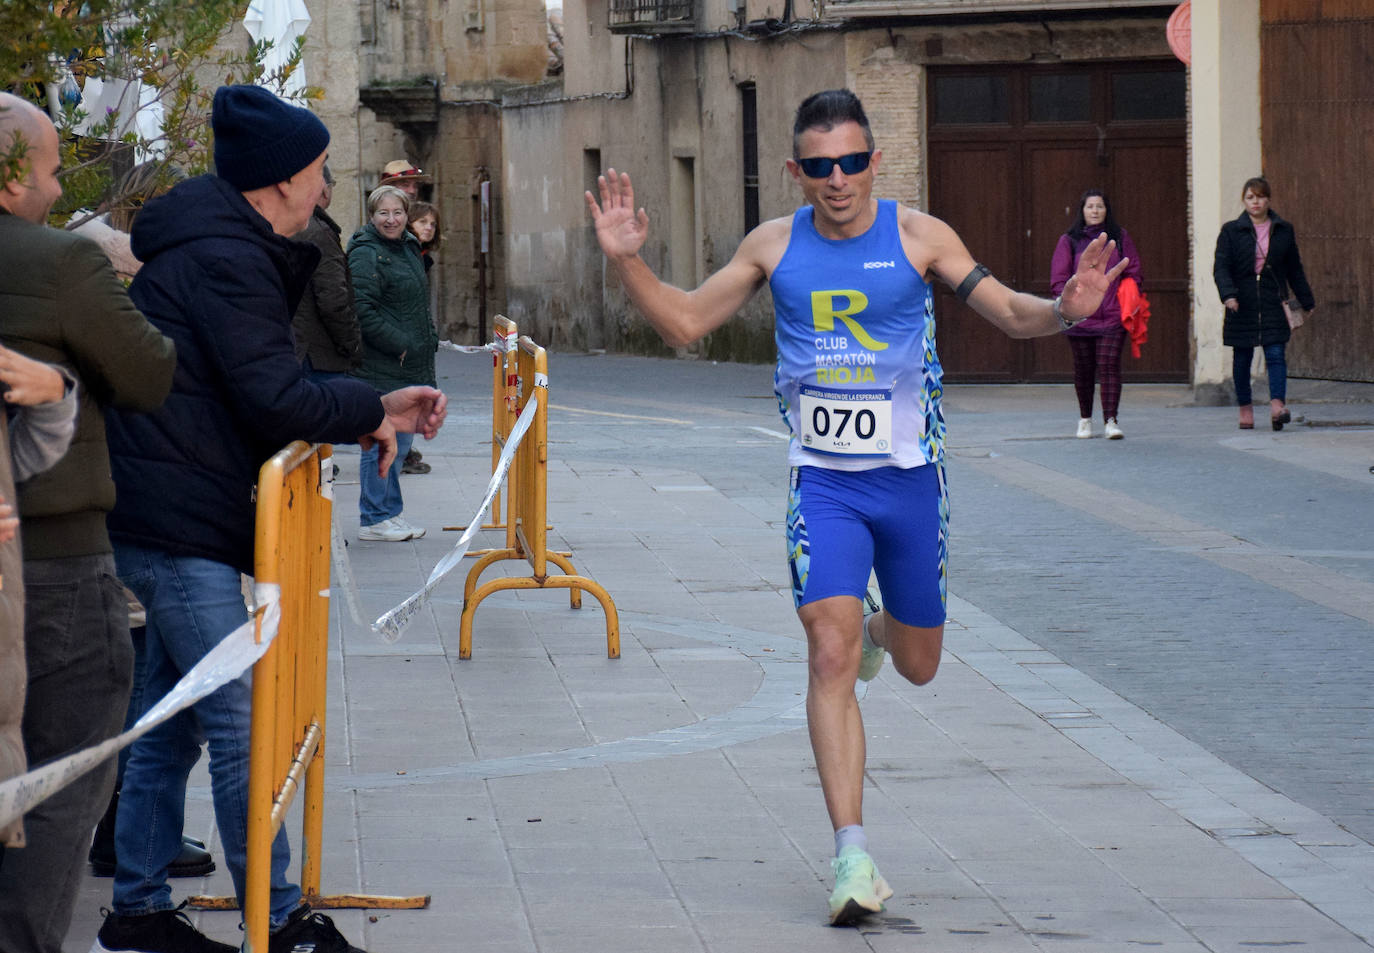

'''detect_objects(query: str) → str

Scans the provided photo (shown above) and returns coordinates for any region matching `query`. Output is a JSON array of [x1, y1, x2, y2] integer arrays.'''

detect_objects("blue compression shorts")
[[785, 462, 948, 627]]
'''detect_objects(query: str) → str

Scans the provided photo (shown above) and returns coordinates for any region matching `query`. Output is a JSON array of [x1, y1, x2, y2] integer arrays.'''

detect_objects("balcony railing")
[[608, 0, 697, 33], [821, 0, 1175, 18]]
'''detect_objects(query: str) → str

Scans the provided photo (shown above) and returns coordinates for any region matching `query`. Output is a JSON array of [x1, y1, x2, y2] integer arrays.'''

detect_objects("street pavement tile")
[[507, 845, 661, 874], [1005, 906, 1199, 944], [693, 915, 868, 952], [857, 896, 1033, 949], [1096, 842, 1297, 899], [1159, 898, 1371, 949], [59, 369, 1374, 952]]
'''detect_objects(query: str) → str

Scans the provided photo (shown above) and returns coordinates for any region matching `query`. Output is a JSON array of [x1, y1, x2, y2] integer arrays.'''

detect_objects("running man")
[[585, 89, 1126, 925]]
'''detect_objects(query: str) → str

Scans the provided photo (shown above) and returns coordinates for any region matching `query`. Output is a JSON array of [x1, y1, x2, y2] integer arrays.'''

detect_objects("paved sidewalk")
[[67, 353, 1374, 951]]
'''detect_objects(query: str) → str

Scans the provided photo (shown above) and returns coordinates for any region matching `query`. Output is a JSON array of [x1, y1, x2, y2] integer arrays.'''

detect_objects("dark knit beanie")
[[211, 85, 330, 191]]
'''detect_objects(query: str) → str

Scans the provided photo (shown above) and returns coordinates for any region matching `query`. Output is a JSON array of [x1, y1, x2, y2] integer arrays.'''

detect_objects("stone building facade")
[[301, 0, 1367, 388], [499, 0, 1185, 370]]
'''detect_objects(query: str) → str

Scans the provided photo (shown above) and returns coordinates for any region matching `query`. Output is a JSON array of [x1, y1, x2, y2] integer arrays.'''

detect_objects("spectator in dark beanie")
[[94, 85, 446, 953]]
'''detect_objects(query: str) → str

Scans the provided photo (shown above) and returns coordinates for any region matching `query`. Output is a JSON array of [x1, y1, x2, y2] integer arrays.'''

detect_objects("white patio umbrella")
[[243, 0, 312, 98], [70, 16, 167, 162], [72, 76, 166, 163]]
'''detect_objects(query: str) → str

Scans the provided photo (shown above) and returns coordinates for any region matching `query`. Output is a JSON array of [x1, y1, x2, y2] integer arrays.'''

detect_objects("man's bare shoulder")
[[738, 214, 793, 277], [895, 203, 967, 279], [895, 204, 958, 243]]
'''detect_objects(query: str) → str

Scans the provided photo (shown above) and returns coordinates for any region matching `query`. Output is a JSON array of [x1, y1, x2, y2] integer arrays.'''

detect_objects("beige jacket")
[[0, 413, 25, 848]]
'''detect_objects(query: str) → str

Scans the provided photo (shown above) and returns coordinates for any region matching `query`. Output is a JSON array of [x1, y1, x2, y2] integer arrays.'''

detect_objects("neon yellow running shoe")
[[828, 846, 894, 925], [857, 588, 886, 682]]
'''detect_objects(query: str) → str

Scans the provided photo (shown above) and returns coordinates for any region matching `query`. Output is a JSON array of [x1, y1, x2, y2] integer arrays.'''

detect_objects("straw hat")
[[379, 159, 432, 186]]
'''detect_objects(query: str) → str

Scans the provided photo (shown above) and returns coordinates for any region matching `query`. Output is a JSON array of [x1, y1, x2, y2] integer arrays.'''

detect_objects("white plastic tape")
[[0, 585, 282, 834], [319, 454, 334, 501], [372, 395, 539, 642], [331, 511, 366, 627], [438, 340, 498, 354]]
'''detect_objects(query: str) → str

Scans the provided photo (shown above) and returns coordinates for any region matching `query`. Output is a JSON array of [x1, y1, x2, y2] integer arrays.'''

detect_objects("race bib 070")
[[798, 385, 893, 457]]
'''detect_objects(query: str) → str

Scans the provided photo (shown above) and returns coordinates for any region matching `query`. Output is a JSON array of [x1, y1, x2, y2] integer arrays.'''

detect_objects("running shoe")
[[1076, 417, 1093, 439], [267, 905, 368, 953], [1104, 418, 1124, 440], [91, 903, 236, 953], [857, 587, 885, 682], [828, 845, 893, 925]]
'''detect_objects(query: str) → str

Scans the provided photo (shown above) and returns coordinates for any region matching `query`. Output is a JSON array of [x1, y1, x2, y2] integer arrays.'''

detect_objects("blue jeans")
[[111, 543, 300, 925], [301, 357, 348, 384], [0, 554, 132, 953], [1232, 343, 1287, 405], [359, 431, 414, 526]]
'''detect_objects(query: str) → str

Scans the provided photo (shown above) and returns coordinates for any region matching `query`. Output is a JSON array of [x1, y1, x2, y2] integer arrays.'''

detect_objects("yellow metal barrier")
[[189, 442, 428, 949], [459, 334, 620, 660], [483, 316, 519, 533]]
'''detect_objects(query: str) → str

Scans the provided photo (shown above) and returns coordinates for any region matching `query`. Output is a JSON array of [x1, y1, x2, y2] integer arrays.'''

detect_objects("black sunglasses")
[[797, 151, 872, 179]]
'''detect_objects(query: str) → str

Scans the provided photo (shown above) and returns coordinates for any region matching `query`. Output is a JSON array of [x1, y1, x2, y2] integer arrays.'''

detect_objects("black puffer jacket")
[[106, 175, 385, 574], [291, 206, 361, 373], [1213, 211, 1315, 348]]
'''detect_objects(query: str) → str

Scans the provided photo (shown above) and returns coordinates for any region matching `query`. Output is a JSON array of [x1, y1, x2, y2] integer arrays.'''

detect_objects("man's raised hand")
[[585, 168, 650, 261], [1061, 231, 1130, 320]]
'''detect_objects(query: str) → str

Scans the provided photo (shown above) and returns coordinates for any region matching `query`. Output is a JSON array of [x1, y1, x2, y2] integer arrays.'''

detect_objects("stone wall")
[[502, 13, 1174, 363]]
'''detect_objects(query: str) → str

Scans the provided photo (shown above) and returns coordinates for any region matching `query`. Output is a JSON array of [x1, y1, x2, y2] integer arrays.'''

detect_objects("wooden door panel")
[[1262, 5, 1374, 381], [1109, 143, 1189, 381], [1025, 145, 1105, 380], [930, 62, 1188, 382], [1026, 145, 1105, 297], [930, 144, 1020, 382]]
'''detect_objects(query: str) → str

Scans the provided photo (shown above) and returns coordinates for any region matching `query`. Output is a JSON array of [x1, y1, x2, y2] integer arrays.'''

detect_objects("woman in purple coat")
[[1051, 190, 1142, 439]]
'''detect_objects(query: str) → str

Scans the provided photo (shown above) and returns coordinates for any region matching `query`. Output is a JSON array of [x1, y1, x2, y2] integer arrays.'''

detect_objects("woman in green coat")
[[348, 185, 439, 541]]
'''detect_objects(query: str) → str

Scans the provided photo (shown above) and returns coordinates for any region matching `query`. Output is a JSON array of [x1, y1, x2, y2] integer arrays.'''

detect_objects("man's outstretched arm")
[[586, 169, 771, 348], [906, 210, 1128, 338]]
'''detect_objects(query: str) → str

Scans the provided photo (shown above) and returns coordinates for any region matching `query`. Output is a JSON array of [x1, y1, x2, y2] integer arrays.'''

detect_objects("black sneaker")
[[91, 904, 236, 953], [268, 905, 368, 953]]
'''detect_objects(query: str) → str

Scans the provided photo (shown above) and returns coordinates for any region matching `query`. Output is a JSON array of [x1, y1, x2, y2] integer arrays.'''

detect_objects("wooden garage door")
[[929, 62, 1189, 383], [1262, 1, 1374, 383]]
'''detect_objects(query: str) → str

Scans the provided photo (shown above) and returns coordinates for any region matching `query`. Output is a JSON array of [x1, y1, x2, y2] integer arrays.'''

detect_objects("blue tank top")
[[770, 200, 945, 470]]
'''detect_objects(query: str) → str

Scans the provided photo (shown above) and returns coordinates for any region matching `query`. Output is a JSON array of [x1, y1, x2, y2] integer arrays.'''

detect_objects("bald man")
[[0, 92, 177, 953]]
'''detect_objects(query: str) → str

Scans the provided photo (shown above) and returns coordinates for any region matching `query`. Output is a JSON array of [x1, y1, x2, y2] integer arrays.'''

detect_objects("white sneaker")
[[1104, 418, 1124, 440], [1076, 418, 1093, 439], [359, 517, 412, 541], [857, 588, 886, 682], [828, 846, 894, 925], [392, 516, 426, 539]]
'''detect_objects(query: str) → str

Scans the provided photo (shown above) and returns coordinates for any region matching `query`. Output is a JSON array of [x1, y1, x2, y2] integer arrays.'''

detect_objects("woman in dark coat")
[[1213, 176, 1315, 430], [348, 184, 439, 541]]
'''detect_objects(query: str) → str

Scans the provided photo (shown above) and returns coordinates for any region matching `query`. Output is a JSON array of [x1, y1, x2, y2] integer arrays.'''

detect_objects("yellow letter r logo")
[[811, 290, 888, 351]]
